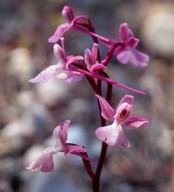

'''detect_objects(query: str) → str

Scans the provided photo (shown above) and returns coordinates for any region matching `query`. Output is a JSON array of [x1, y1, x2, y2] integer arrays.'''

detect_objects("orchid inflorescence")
[[27, 5, 149, 191]]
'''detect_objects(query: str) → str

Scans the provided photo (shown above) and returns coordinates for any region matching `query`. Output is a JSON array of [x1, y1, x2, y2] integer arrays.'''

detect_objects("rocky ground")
[[0, 0, 174, 191]]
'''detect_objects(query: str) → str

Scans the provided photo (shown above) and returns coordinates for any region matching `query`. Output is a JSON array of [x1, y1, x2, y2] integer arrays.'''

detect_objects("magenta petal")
[[95, 94, 115, 121], [125, 116, 149, 129], [66, 55, 84, 68], [90, 63, 106, 73], [127, 37, 139, 48], [65, 144, 86, 156], [29, 65, 58, 83], [62, 6, 74, 24], [119, 23, 130, 41], [48, 24, 69, 43]]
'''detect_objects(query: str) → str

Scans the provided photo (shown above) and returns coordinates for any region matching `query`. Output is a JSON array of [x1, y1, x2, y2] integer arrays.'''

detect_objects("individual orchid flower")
[[26, 120, 87, 172], [29, 38, 84, 84], [84, 43, 106, 73], [48, 6, 88, 43], [114, 23, 149, 67], [95, 94, 149, 147]]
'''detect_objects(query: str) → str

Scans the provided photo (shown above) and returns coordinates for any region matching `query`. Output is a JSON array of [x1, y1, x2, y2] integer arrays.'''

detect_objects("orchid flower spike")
[[29, 38, 84, 84], [95, 94, 149, 147], [26, 120, 87, 173], [115, 23, 149, 67], [48, 6, 88, 43]]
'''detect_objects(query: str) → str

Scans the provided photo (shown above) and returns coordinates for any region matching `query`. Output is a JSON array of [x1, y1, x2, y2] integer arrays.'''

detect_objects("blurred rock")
[[0, 120, 34, 157], [142, 3, 174, 58], [35, 78, 70, 106], [8, 47, 33, 83], [27, 172, 82, 192]]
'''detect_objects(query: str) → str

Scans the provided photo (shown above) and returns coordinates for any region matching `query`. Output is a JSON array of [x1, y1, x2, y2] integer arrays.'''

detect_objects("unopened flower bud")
[[62, 6, 74, 24]]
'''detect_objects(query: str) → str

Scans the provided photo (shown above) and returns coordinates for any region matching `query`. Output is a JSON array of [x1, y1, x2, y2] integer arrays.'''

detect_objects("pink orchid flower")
[[84, 43, 106, 73], [29, 38, 84, 84], [115, 23, 149, 67], [26, 120, 87, 172], [48, 6, 88, 43], [95, 94, 149, 147]]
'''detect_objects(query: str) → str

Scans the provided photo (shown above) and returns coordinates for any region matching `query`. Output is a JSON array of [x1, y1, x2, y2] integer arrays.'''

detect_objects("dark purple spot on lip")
[[119, 109, 128, 119]]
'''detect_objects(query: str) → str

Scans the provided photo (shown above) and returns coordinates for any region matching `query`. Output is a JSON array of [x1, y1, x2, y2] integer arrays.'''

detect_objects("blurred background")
[[0, 0, 174, 191]]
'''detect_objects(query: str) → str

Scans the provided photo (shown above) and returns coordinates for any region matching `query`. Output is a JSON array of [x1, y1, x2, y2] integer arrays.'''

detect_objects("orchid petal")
[[131, 49, 150, 67], [90, 63, 106, 73], [53, 44, 66, 68], [66, 55, 84, 68], [62, 6, 74, 24], [125, 116, 149, 129], [116, 50, 132, 64], [48, 24, 69, 43], [114, 102, 133, 125], [54, 120, 71, 147], [127, 37, 139, 48], [114, 95, 134, 124], [84, 48, 93, 68], [117, 95, 134, 110], [95, 123, 130, 147], [26, 147, 55, 172], [65, 144, 86, 157], [56, 71, 84, 83], [91, 43, 99, 62], [29, 65, 58, 83], [95, 94, 115, 121], [119, 23, 132, 41]]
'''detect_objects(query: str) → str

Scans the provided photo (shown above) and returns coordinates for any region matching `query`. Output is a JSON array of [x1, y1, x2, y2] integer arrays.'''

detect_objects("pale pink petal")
[[116, 125, 130, 148], [29, 65, 58, 83], [95, 124, 118, 146], [117, 95, 134, 110], [117, 49, 149, 67], [116, 50, 132, 64], [91, 43, 99, 63], [84, 48, 93, 68], [95, 94, 115, 121], [48, 24, 69, 43], [26, 147, 55, 172], [54, 120, 71, 147], [56, 71, 83, 83], [53, 43, 66, 68], [125, 116, 149, 129], [131, 49, 149, 67], [95, 123, 130, 147]]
